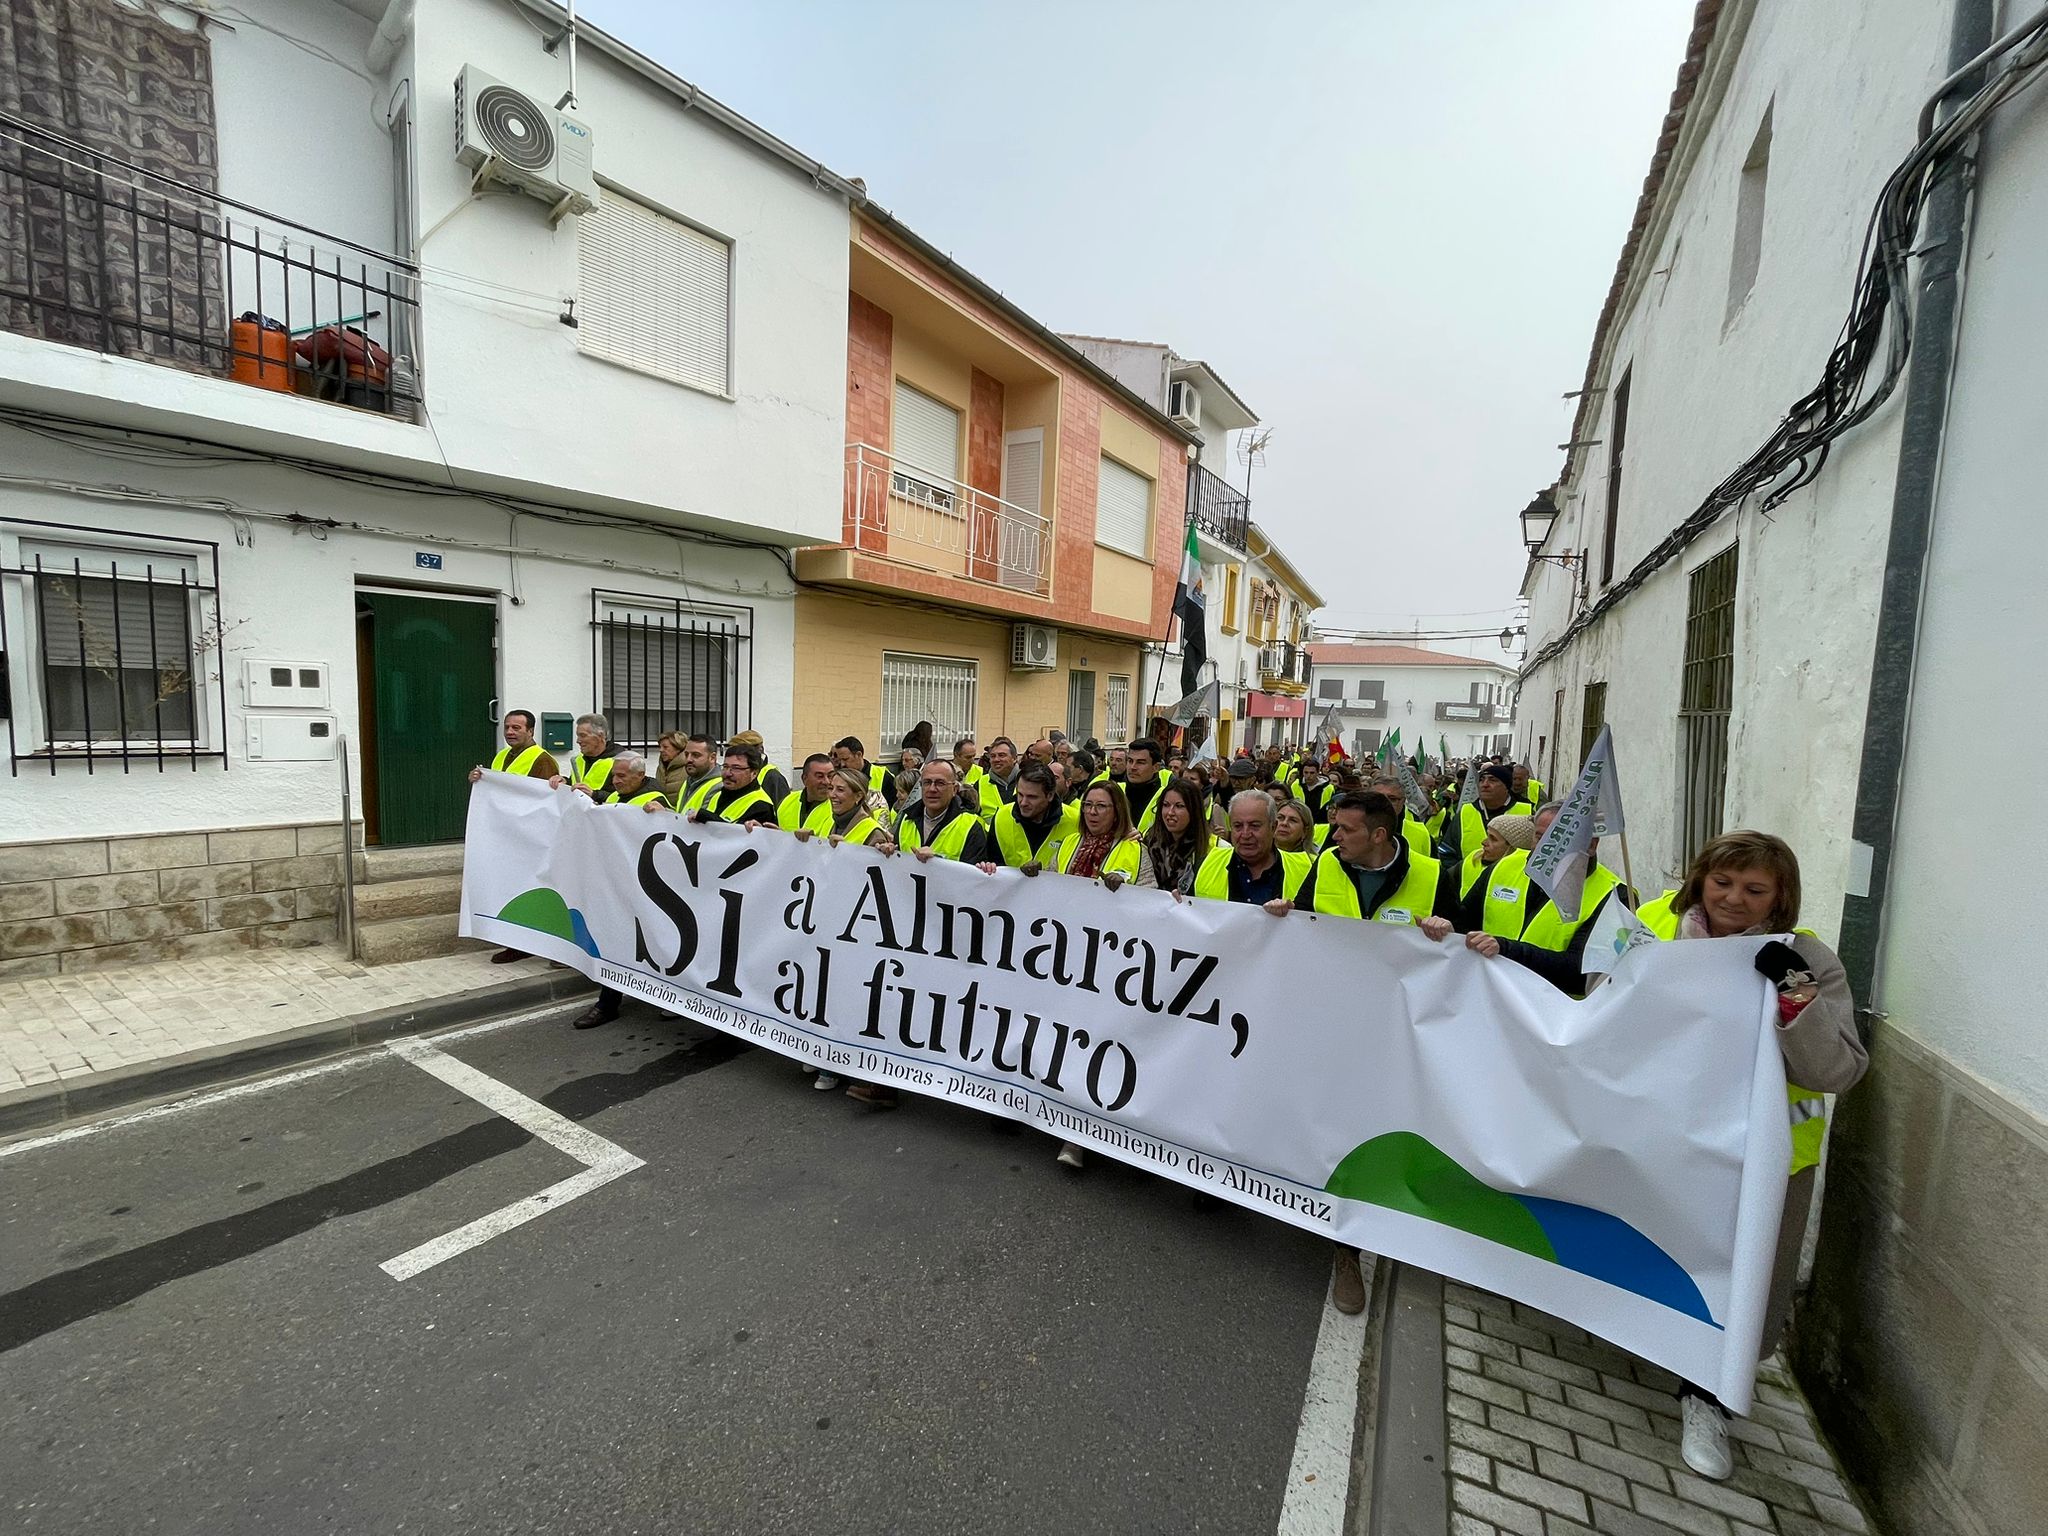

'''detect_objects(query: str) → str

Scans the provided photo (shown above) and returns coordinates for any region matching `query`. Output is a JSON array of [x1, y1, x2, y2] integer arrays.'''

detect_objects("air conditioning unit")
[[1169, 379, 1202, 432], [1258, 645, 1286, 675], [454, 65, 597, 222], [1010, 623, 1057, 671]]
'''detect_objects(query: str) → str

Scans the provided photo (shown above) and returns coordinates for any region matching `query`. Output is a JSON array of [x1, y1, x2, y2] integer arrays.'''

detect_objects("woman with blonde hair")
[[1273, 799, 1318, 855]]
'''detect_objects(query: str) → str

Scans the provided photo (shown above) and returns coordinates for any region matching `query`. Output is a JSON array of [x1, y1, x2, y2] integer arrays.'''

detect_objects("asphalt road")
[[1, 1001, 1345, 1535]]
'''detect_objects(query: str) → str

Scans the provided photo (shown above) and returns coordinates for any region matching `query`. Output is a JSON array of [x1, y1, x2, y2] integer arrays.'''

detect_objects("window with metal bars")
[[1679, 545, 1738, 868], [1, 525, 226, 773], [1579, 680, 1607, 783], [591, 590, 751, 755], [880, 652, 976, 757], [1104, 674, 1131, 744]]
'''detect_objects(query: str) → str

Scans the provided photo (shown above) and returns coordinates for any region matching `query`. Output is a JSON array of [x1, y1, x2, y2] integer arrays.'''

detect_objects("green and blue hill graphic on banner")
[[491, 887, 601, 959], [1325, 1132, 1717, 1326]]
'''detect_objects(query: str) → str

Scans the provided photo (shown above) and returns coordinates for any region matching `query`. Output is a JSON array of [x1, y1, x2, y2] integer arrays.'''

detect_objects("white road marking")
[[377, 1037, 643, 1281], [1276, 1263, 1374, 1536], [0, 1002, 572, 1161]]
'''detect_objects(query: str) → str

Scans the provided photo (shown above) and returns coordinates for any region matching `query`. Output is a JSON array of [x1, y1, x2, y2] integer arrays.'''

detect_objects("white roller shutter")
[[1095, 455, 1153, 559], [892, 382, 962, 484], [578, 188, 731, 395]]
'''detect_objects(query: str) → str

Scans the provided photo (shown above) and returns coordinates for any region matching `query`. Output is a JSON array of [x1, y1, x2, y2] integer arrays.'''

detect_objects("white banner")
[[461, 776, 1790, 1409]]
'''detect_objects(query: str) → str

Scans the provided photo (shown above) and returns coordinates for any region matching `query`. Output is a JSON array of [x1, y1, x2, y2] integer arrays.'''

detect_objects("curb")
[[0, 970, 596, 1138], [1364, 1263, 1450, 1535]]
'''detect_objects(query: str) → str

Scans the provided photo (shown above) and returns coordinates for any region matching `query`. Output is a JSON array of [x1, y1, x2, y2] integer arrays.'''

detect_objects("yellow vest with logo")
[[992, 802, 1078, 867], [1192, 846, 1311, 903], [1478, 850, 1536, 938], [710, 786, 773, 822], [896, 806, 979, 860], [1637, 890, 1828, 1175], [1520, 863, 1621, 951], [492, 744, 543, 775], [602, 785, 668, 808], [1051, 835, 1144, 881], [777, 794, 835, 835], [1310, 846, 1441, 924], [571, 753, 614, 791]]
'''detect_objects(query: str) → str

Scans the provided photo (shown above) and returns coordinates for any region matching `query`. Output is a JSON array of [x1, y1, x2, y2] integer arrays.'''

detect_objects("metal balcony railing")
[[844, 443, 1052, 598], [1190, 462, 1250, 550], [0, 112, 421, 418], [1257, 641, 1306, 683]]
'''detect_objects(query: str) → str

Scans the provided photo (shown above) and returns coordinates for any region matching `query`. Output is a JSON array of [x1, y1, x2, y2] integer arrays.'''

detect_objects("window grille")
[[591, 590, 752, 755], [880, 652, 977, 756], [1679, 546, 1738, 866], [1104, 674, 1131, 744]]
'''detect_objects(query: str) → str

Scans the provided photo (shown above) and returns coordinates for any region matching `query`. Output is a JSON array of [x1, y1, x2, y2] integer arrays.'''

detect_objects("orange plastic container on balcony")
[[229, 316, 294, 392]]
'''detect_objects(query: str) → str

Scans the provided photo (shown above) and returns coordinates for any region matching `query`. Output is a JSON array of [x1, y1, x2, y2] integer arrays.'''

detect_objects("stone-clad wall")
[[0, 821, 363, 976]]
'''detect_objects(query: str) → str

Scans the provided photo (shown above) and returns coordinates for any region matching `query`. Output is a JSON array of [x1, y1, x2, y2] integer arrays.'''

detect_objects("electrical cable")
[[1524, 12, 2048, 678]]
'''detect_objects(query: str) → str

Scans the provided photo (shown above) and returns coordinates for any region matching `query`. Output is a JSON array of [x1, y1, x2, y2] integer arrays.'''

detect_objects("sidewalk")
[[0, 944, 593, 1134], [1430, 1275, 1879, 1536]]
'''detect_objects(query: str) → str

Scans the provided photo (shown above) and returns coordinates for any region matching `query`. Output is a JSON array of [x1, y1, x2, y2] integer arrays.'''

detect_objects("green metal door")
[[361, 592, 496, 846]]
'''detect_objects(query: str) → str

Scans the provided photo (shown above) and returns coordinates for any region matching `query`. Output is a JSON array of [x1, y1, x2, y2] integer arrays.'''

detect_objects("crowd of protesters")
[[471, 706, 1864, 1483]]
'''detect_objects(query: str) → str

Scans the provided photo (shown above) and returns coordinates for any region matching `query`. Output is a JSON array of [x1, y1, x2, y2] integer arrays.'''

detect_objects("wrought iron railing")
[[0, 112, 421, 417], [0, 526, 230, 774], [590, 590, 754, 757], [844, 444, 1052, 598], [1190, 462, 1250, 550]]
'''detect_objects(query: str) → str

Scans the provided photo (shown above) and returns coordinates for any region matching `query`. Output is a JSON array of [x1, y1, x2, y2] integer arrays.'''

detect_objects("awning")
[[1245, 691, 1306, 719]]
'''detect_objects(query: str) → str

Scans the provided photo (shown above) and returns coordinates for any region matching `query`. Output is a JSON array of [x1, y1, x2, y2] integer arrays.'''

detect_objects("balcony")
[[841, 442, 1052, 599], [0, 114, 420, 419], [1257, 641, 1308, 691], [1190, 462, 1250, 552]]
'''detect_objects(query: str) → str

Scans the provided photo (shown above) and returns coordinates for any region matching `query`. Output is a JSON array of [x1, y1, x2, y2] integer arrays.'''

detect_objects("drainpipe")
[[1834, 0, 1995, 1020]]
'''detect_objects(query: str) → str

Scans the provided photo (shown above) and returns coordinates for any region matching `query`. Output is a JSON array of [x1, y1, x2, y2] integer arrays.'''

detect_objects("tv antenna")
[[1237, 426, 1274, 499]]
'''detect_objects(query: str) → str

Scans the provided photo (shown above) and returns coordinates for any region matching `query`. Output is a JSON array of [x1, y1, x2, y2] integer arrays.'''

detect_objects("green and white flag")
[[1528, 724, 1628, 922]]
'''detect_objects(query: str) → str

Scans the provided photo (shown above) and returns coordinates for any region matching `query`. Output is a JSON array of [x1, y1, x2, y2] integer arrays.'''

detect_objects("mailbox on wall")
[[540, 712, 574, 753]]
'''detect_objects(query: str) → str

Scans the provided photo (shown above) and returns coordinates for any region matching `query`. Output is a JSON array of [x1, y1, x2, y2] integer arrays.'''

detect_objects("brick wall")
[[0, 821, 359, 976], [845, 294, 894, 545]]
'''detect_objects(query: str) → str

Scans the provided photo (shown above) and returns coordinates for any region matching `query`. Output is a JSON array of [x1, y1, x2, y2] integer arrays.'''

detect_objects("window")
[[1220, 565, 1241, 633], [1104, 674, 1131, 743], [1095, 455, 1153, 560], [892, 382, 963, 508], [1601, 369, 1630, 587], [1066, 669, 1096, 742], [881, 652, 976, 755], [1727, 107, 1771, 322], [593, 591, 750, 753], [1579, 681, 1607, 781], [1679, 546, 1738, 867], [579, 186, 731, 396], [4, 531, 222, 768], [1317, 678, 1344, 701]]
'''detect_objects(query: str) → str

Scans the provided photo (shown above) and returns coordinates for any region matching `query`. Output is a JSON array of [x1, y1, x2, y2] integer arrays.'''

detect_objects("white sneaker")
[[814, 1072, 843, 1091], [1055, 1141, 1085, 1170], [1680, 1393, 1734, 1481]]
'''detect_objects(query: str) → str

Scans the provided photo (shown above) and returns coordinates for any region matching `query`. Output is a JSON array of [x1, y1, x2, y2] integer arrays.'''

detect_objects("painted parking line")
[[1276, 1263, 1373, 1535], [377, 1036, 644, 1281]]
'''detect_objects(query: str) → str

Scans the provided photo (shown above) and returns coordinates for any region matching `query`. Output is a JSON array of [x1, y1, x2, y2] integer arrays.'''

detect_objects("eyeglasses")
[[920, 777, 951, 787]]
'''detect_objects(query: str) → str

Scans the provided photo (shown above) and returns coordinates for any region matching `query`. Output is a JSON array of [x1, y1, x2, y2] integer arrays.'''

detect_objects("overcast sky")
[[581, 0, 1697, 639]]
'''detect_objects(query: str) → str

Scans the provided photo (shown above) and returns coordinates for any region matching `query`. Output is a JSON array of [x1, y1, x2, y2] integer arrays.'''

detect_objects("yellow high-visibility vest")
[[491, 744, 543, 775], [1191, 846, 1311, 902], [1309, 847, 1441, 925], [777, 794, 835, 835], [992, 802, 1078, 867], [1051, 835, 1144, 881]]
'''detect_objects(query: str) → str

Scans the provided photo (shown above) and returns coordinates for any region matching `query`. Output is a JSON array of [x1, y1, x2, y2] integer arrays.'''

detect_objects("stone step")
[[353, 911, 486, 966], [352, 872, 462, 924], [360, 842, 467, 884]]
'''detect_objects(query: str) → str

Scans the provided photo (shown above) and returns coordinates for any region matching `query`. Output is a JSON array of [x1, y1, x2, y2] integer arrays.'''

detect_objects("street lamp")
[[1518, 492, 1579, 570]]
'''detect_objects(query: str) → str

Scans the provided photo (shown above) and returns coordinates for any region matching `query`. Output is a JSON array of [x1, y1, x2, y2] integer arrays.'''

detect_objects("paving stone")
[[1485, 1356, 1570, 1402], [1497, 1465, 1591, 1522], [1520, 1350, 1602, 1389], [1631, 1361, 1684, 1395], [0, 840, 109, 882], [1555, 1336, 1640, 1376], [1738, 1444, 1846, 1498], [1452, 1514, 1499, 1536], [1453, 1478, 1547, 1536], [1578, 1438, 1674, 1492], [1587, 1498, 1700, 1536], [1806, 1492, 1868, 1532], [1598, 1373, 1681, 1416], [1487, 1405, 1577, 1456], [1451, 1391, 1492, 1425], [1563, 1384, 1655, 1432], [1667, 1471, 1770, 1526], [1534, 1447, 1631, 1507], [1514, 1303, 1586, 1343], [1452, 1446, 1495, 1482], [1525, 1394, 1619, 1445], [1453, 1367, 1529, 1414], [1613, 1427, 1692, 1472], [108, 833, 211, 872], [1447, 1282, 1515, 1319], [1452, 1417, 1540, 1471], [1745, 1402, 1819, 1441], [1450, 1345, 1486, 1373], [1449, 1321, 1520, 1363], [1446, 1303, 1482, 1330], [1479, 1312, 1558, 1350], [1631, 1486, 1734, 1536]]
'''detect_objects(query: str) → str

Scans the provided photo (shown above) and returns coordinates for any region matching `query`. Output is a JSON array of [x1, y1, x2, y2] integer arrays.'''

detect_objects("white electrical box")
[[245, 659, 330, 708], [247, 714, 337, 762]]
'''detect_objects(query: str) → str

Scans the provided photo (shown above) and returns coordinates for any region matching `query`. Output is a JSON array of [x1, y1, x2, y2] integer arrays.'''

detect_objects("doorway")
[[355, 589, 497, 846], [1066, 668, 1095, 743]]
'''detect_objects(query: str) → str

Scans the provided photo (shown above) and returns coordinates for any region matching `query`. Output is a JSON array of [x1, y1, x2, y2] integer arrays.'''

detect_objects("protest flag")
[[1527, 724, 1628, 922]]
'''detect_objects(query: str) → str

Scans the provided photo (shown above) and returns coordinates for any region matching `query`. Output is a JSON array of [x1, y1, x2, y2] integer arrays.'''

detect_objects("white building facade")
[[1060, 337, 1321, 754], [1513, 2, 2048, 1530], [1305, 645, 1516, 763], [0, 0, 854, 970]]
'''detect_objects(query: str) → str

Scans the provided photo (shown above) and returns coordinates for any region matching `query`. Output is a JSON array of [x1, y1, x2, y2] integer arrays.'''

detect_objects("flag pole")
[[1615, 828, 1639, 906]]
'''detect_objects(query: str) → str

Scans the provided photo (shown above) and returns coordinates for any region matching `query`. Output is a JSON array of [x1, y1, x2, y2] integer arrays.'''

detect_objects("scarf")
[[1067, 832, 1114, 880], [1678, 905, 1769, 940]]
